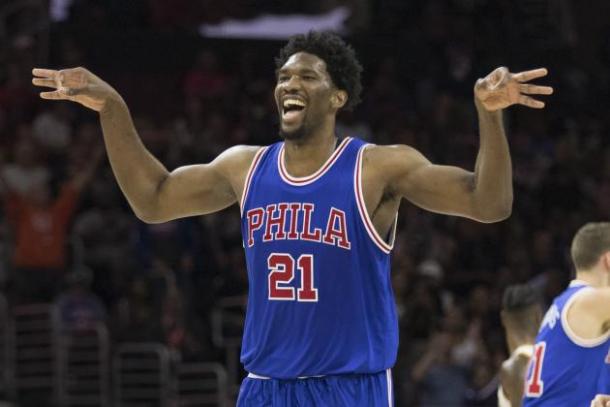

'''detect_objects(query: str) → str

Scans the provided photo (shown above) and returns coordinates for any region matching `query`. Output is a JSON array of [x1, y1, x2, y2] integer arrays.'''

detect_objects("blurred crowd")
[[1, 0, 609, 406]]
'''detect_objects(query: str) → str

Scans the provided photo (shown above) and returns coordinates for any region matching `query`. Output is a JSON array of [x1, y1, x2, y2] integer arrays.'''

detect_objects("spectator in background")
[[411, 320, 470, 406], [2, 147, 103, 303], [1, 128, 49, 195], [56, 265, 106, 331], [0, 63, 35, 121], [183, 50, 231, 101], [72, 172, 135, 304], [32, 104, 73, 157], [114, 276, 163, 342]]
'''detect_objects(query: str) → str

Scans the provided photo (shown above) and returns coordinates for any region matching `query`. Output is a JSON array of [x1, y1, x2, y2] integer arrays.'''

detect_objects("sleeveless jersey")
[[239, 137, 398, 379], [523, 280, 610, 406]]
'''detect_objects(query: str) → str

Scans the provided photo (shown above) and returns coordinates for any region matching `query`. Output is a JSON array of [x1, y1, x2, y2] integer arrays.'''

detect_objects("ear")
[[331, 90, 348, 110]]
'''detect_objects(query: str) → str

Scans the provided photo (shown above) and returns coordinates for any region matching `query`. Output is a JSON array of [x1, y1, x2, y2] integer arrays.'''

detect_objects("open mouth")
[[282, 98, 306, 122]]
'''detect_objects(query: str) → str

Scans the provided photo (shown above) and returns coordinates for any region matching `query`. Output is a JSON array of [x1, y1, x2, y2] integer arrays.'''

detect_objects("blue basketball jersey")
[[523, 280, 610, 406], [239, 137, 398, 379]]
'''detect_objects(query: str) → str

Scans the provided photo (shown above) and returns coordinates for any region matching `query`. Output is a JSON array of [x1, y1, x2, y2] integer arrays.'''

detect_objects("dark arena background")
[[0, 0, 609, 406]]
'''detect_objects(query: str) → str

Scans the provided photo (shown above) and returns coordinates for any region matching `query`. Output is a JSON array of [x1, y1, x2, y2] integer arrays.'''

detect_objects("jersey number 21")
[[267, 253, 318, 302], [525, 342, 546, 397]]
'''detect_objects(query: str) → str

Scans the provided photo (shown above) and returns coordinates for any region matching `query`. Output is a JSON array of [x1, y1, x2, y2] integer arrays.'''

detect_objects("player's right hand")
[[32, 67, 121, 112], [591, 394, 610, 407]]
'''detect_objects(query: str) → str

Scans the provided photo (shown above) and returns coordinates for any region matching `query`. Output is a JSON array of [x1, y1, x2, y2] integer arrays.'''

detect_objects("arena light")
[[198, 6, 350, 40]]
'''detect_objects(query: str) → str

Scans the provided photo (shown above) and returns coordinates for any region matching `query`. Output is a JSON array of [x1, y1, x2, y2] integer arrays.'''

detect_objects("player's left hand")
[[591, 394, 610, 407], [474, 67, 553, 111]]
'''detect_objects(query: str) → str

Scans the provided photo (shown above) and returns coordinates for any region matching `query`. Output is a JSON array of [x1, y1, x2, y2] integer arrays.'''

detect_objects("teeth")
[[283, 99, 306, 109]]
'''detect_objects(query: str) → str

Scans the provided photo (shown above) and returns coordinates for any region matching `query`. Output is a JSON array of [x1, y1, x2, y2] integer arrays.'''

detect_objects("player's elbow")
[[132, 199, 168, 224], [133, 208, 164, 224], [473, 197, 513, 223]]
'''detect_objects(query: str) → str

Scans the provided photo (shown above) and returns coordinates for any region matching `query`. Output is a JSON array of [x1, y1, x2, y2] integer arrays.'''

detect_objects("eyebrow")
[[276, 68, 319, 76]]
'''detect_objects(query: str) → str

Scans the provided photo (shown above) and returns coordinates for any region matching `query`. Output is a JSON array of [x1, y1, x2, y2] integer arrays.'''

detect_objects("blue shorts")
[[237, 369, 394, 407]]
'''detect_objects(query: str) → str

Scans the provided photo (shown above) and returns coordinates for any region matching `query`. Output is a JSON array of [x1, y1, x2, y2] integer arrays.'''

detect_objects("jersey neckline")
[[278, 137, 352, 186], [569, 279, 590, 287]]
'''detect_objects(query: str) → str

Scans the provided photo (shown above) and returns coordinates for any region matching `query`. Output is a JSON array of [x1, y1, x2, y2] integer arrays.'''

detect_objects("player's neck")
[[574, 270, 608, 288], [283, 126, 338, 177]]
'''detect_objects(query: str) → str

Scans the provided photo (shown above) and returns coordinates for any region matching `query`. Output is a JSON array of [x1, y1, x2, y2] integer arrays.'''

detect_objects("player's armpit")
[[367, 145, 506, 222], [145, 145, 260, 223]]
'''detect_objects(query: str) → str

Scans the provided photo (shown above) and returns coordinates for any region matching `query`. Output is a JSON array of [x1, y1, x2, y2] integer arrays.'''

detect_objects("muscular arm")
[[33, 67, 258, 223], [367, 137, 511, 223], [100, 98, 251, 222], [364, 67, 551, 224]]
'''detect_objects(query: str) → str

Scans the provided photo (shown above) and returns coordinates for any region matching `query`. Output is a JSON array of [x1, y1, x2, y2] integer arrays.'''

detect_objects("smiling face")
[[274, 52, 345, 140]]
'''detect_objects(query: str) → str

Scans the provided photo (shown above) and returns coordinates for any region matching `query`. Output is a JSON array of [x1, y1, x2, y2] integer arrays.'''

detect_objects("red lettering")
[[246, 208, 264, 247], [263, 203, 288, 241], [301, 203, 322, 242], [287, 203, 301, 240], [323, 208, 351, 249]]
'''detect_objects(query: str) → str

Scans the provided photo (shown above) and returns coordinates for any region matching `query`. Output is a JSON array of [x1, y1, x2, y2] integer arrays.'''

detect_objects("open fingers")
[[39, 90, 72, 100], [518, 95, 545, 109], [32, 68, 59, 79], [520, 83, 554, 95], [40, 91, 63, 100], [33, 67, 88, 89], [513, 68, 548, 83], [32, 78, 57, 88]]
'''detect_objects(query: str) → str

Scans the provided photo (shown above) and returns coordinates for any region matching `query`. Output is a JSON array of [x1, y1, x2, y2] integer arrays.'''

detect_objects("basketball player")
[[499, 284, 542, 407], [523, 222, 610, 406], [32, 32, 552, 406]]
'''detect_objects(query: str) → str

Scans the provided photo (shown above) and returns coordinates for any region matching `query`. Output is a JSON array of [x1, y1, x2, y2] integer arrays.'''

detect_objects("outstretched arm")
[[32, 67, 256, 223], [371, 67, 552, 223]]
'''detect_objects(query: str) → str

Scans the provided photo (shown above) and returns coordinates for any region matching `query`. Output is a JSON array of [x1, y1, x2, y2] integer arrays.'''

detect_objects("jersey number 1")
[[268, 253, 318, 302], [525, 342, 546, 397]]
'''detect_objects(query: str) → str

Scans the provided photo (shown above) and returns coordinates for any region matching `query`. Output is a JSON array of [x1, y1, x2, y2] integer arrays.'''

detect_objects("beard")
[[278, 111, 309, 140], [279, 123, 307, 140]]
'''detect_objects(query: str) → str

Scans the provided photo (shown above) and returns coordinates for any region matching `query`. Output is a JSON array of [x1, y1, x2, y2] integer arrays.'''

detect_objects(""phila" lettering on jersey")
[[246, 203, 351, 250]]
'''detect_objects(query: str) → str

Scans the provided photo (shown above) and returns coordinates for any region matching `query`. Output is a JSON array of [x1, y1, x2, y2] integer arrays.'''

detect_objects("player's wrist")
[[99, 92, 126, 115]]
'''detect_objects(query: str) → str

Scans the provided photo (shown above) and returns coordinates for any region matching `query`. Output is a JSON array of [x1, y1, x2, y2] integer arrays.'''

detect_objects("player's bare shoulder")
[[214, 144, 265, 202], [570, 287, 610, 323], [361, 144, 428, 189]]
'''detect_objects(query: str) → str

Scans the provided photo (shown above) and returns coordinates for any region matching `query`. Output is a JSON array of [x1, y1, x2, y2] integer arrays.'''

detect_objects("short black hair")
[[275, 31, 363, 111], [502, 284, 539, 312]]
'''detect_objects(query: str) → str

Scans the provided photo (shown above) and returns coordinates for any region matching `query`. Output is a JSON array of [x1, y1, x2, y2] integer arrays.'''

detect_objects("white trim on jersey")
[[354, 145, 394, 254], [278, 137, 352, 186], [247, 372, 325, 380], [386, 368, 393, 407], [248, 369, 393, 405], [569, 279, 589, 287], [240, 146, 268, 215], [560, 285, 610, 348]]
